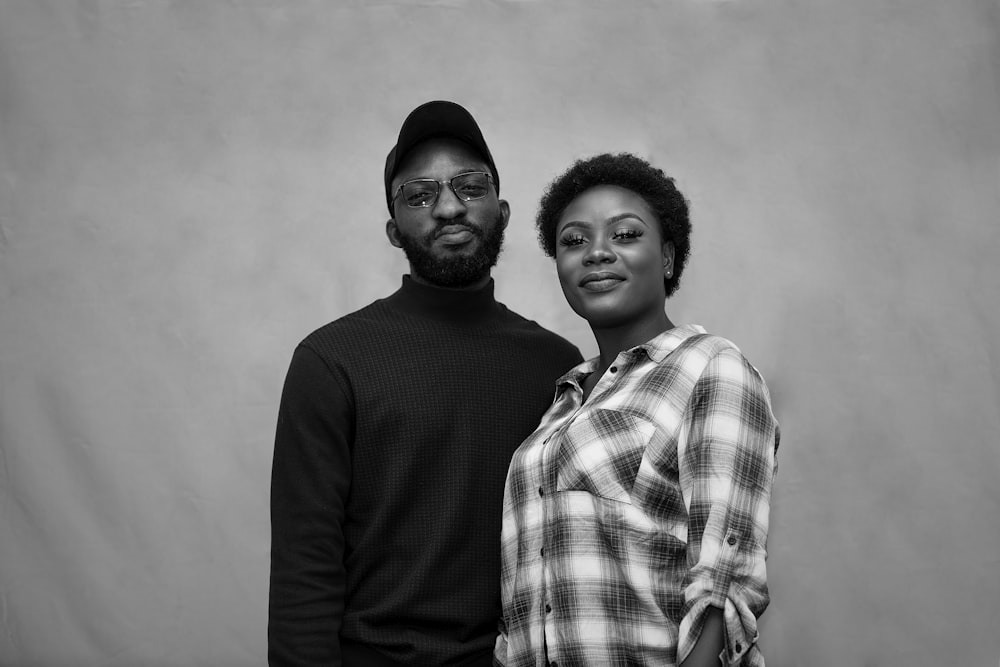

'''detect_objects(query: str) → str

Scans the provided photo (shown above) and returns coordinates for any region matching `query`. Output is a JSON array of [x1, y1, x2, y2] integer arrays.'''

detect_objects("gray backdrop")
[[1, 1, 998, 665]]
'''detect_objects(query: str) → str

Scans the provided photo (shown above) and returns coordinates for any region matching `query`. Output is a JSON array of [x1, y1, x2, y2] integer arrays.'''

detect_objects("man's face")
[[386, 138, 509, 289]]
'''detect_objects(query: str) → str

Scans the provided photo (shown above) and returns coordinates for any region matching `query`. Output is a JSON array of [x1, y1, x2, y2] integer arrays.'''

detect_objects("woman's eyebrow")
[[559, 213, 648, 233], [557, 220, 591, 233], [602, 213, 649, 227]]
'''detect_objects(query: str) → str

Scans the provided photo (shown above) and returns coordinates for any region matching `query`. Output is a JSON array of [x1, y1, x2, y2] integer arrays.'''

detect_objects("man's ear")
[[498, 199, 511, 231], [386, 218, 404, 248]]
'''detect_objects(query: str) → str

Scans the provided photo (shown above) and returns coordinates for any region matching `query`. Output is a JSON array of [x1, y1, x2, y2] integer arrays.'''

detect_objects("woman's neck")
[[582, 311, 674, 399]]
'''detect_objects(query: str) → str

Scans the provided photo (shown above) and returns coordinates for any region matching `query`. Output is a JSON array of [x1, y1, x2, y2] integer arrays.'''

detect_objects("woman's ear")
[[662, 241, 675, 278]]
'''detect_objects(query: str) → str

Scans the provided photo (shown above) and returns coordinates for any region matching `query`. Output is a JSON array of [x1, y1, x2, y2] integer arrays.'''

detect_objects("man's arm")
[[269, 345, 354, 667]]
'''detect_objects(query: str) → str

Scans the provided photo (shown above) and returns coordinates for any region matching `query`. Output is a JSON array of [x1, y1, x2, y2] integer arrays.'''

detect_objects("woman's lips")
[[579, 272, 625, 292]]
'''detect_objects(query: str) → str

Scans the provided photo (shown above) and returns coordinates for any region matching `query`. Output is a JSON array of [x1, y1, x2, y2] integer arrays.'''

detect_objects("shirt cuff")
[[722, 594, 761, 665], [492, 631, 508, 666], [679, 593, 761, 666]]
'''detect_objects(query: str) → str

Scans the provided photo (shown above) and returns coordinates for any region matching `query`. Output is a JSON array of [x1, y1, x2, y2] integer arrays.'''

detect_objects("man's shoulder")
[[494, 305, 582, 357], [493, 303, 554, 333], [296, 300, 393, 356], [313, 300, 387, 331]]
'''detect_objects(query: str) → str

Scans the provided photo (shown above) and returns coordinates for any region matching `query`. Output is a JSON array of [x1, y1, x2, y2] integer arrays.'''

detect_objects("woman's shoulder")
[[653, 324, 744, 360], [655, 326, 769, 384]]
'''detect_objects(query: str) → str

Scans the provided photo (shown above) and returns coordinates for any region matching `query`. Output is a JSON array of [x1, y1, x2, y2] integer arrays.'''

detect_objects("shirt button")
[[727, 535, 738, 546], [540, 547, 545, 557], [538, 487, 544, 497], [610, 366, 617, 373], [735, 641, 743, 652], [545, 604, 552, 613]]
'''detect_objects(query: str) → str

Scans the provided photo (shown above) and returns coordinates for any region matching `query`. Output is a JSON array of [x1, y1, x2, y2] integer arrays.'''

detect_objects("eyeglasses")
[[393, 171, 495, 208]]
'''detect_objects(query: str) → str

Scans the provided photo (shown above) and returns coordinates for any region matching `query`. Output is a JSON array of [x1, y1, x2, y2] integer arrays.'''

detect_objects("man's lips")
[[579, 271, 625, 291], [435, 224, 477, 245]]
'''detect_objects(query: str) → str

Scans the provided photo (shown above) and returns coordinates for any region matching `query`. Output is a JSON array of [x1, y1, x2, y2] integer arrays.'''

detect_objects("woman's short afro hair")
[[535, 152, 691, 297]]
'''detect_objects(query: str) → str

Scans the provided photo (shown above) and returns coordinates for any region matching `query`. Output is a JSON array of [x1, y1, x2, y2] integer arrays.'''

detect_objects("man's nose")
[[431, 184, 467, 219]]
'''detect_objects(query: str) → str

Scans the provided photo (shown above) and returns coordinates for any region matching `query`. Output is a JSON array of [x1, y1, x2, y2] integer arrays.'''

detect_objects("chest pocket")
[[555, 409, 657, 503]]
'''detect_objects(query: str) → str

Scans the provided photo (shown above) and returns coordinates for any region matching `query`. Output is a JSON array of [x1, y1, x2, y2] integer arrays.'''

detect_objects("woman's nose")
[[583, 240, 616, 265]]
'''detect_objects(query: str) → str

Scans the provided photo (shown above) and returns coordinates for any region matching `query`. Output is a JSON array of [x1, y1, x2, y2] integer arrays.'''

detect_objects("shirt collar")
[[555, 324, 709, 388], [638, 324, 708, 363]]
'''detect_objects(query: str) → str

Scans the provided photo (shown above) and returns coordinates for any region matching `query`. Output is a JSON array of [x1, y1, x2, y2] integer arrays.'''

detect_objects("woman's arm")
[[676, 345, 779, 666], [679, 606, 724, 667]]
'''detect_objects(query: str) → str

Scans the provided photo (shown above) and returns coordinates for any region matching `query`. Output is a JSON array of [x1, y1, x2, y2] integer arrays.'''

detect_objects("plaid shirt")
[[495, 325, 779, 667]]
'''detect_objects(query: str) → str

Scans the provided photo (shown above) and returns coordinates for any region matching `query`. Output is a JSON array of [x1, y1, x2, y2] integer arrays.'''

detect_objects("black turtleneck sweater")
[[269, 276, 582, 667]]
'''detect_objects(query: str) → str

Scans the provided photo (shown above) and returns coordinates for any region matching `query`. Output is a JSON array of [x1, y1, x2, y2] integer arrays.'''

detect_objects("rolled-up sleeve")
[[676, 347, 779, 666], [492, 625, 509, 666]]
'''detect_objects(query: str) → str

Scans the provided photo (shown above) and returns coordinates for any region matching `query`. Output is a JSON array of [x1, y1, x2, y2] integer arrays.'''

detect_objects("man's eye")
[[406, 194, 432, 206], [404, 185, 437, 206], [456, 184, 487, 198]]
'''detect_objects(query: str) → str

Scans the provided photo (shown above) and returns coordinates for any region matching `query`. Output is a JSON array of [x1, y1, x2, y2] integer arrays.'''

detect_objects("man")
[[268, 100, 582, 666]]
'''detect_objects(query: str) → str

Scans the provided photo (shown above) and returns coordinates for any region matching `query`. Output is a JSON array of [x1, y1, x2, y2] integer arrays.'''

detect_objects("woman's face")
[[555, 185, 674, 331]]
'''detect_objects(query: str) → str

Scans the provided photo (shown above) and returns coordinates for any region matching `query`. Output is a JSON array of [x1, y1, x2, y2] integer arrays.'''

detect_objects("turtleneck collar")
[[386, 274, 501, 324]]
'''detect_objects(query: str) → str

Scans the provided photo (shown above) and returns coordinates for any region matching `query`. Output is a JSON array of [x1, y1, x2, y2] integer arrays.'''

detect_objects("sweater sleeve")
[[269, 344, 354, 667]]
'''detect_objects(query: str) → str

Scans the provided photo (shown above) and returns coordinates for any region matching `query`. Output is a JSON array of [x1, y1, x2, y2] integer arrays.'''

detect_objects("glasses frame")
[[392, 171, 495, 209]]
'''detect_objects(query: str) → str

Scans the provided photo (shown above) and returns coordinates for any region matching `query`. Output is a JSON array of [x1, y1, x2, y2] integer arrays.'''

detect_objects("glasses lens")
[[401, 180, 440, 207], [451, 173, 491, 201]]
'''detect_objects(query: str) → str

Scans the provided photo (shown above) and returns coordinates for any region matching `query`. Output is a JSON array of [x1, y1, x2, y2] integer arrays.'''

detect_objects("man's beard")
[[396, 212, 506, 288]]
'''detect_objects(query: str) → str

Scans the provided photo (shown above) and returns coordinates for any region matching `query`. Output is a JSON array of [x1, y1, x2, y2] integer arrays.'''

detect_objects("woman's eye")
[[559, 234, 586, 247], [612, 228, 642, 241]]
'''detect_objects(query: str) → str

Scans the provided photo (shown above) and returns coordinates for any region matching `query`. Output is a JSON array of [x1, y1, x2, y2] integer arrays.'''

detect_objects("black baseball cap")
[[384, 100, 500, 215]]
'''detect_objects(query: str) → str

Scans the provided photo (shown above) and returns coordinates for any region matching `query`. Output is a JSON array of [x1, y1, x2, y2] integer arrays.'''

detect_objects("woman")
[[495, 154, 780, 667]]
